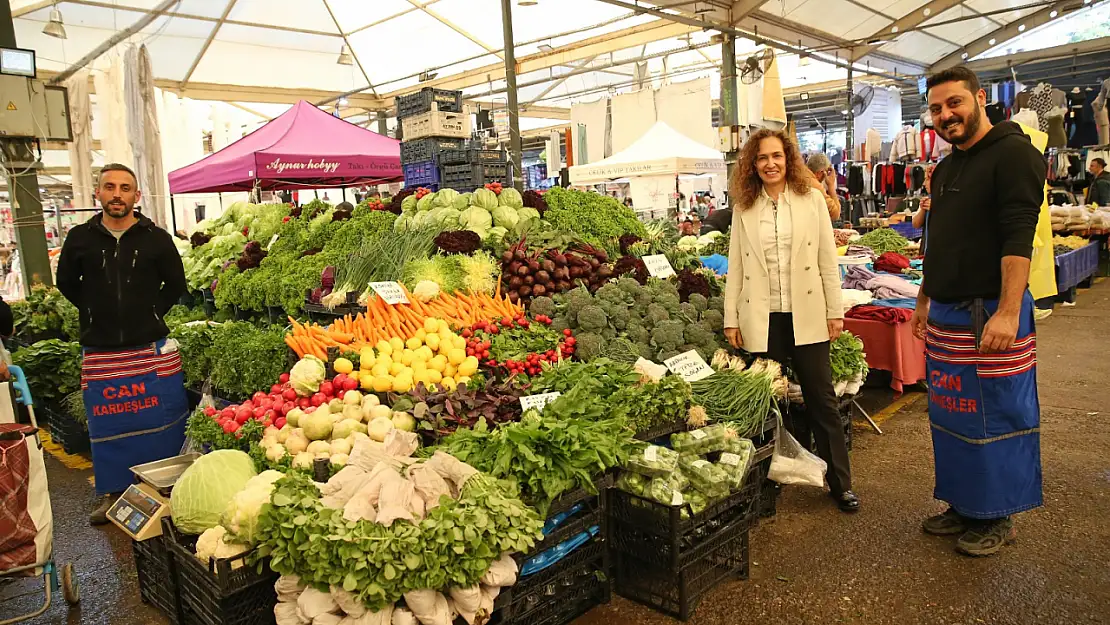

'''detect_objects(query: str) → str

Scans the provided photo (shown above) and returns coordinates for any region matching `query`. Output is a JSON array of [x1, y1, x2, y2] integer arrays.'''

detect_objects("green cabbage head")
[[453, 193, 472, 211], [491, 205, 519, 229], [417, 194, 435, 212], [401, 195, 418, 213], [472, 188, 499, 210], [498, 188, 524, 209], [171, 450, 257, 534], [517, 207, 541, 222], [437, 207, 463, 229], [459, 205, 493, 232], [434, 188, 460, 208]]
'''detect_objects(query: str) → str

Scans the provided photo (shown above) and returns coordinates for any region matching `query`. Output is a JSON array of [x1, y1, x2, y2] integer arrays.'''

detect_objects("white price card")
[[266, 234, 279, 250], [720, 452, 741, 467], [369, 281, 410, 305], [664, 350, 715, 382], [642, 254, 676, 278], [644, 446, 658, 462], [519, 392, 561, 411]]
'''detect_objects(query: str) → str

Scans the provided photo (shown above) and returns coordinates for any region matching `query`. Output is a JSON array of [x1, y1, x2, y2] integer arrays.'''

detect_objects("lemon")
[[452, 335, 467, 350], [398, 350, 415, 366], [429, 355, 448, 372], [457, 375, 471, 387], [414, 329, 427, 342], [389, 337, 404, 353], [389, 362, 405, 376], [441, 377, 457, 391], [447, 348, 466, 366], [360, 356, 376, 372], [444, 364, 457, 379], [425, 334, 440, 352], [392, 374, 413, 393], [423, 318, 439, 334], [417, 346, 434, 362], [347, 370, 361, 384], [458, 356, 479, 377], [411, 359, 427, 373], [372, 376, 393, 393], [405, 337, 422, 351], [371, 363, 390, 377], [375, 340, 393, 356], [414, 370, 432, 387], [360, 347, 375, 362], [360, 375, 375, 391], [332, 357, 354, 375], [426, 369, 443, 384]]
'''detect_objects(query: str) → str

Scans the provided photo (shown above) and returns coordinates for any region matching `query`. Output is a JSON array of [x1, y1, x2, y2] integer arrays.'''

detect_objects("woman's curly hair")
[[729, 128, 810, 211]]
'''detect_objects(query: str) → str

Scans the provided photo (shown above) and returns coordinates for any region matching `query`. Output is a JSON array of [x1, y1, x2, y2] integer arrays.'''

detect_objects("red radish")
[[333, 374, 348, 388], [252, 406, 266, 420], [252, 391, 267, 405], [221, 407, 236, 420], [320, 381, 335, 397], [297, 397, 311, 409], [279, 373, 290, 384], [282, 401, 295, 415], [259, 398, 273, 410], [221, 421, 235, 434], [270, 384, 282, 394], [204, 406, 217, 417], [241, 399, 254, 409], [282, 388, 297, 401], [235, 407, 252, 424], [343, 378, 358, 392], [274, 417, 287, 429], [311, 393, 327, 407], [305, 406, 316, 414], [336, 390, 346, 401], [227, 421, 240, 433]]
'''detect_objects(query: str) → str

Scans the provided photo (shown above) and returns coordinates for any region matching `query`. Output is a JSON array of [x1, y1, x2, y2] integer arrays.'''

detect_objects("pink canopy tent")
[[168, 100, 402, 194]]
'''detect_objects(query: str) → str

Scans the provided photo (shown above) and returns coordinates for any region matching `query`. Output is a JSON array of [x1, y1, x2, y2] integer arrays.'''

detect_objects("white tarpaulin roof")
[[569, 121, 724, 184]]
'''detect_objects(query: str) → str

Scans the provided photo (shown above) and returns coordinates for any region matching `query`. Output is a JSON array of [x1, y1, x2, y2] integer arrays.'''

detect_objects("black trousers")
[[758, 313, 853, 494]]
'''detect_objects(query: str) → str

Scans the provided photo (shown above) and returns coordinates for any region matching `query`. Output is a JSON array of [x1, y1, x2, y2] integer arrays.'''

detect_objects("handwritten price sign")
[[642, 254, 676, 278], [519, 392, 561, 411], [369, 282, 410, 305], [664, 350, 715, 382]]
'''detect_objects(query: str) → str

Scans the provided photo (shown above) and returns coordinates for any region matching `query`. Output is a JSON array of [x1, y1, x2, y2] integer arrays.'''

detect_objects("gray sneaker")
[[89, 494, 119, 526], [922, 508, 970, 536], [955, 517, 1016, 557]]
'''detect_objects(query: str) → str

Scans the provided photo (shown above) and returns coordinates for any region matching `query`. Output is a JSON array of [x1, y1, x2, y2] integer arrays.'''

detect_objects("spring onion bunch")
[[691, 352, 788, 438]]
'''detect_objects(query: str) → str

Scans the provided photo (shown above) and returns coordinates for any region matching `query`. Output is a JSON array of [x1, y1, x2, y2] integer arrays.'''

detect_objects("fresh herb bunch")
[[12, 339, 81, 407], [205, 322, 288, 401], [690, 357, 788, 437], [253, 471, 543, 611], [857, 228, 909, 255], [61, 390, 87, 426], [542, 187, 647, 257], [530, 358, 642, 399], [185, 406, 265, 452], [388, 378, 524, 442], [169, 322, 217, 388], [164, 305, 207, 329], [830, 331, 869, 382], [12, 285, 79, 342], [616, 374, 692, 433]]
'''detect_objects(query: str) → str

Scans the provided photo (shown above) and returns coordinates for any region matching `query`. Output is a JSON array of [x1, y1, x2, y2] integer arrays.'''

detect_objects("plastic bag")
[[375, 470, 416, 526], [448, 586, 482, 625], [297, 587, 340, 621], [275, 602, 308, 625], [479, 553, 518, 587], [402, 589, 452, 625], [624, 444, 679, 478], [330, 586, 366, 617], [275, 575, 307, 603], [408, 463, 452, 510], [767, 426, 827, 487]]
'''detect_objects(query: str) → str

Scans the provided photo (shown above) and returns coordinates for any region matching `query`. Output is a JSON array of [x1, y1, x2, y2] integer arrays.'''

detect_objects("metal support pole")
[[376, 112, 388, 136], [170, 194, 177, 234], [1, 0, 53, 288], [720, 34, 739, 189], [500, 0, 524, 192], [342, 187, 347, 203], [846, 67, 855, 159]]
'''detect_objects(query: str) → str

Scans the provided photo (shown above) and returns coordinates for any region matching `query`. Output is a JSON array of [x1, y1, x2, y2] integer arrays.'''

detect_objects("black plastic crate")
[[613, 524, 749, 621], [44, 404, 90, 454], [133, 536, 187, 624], [163, 518, 278, 625], [634, 419, 688, 442], [402, 159, 441, 188], [439, 148, 508, 166], [400, 137, 467, 164], [396, 87, 463, 118], [441, 162, 511, 190], [607, 462, 763, 572], [493, 538, 609, 625]]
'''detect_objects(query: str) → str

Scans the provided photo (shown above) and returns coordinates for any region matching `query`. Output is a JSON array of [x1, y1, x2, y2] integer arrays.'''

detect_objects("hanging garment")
[[891, 126, 919, 161], [1026, 84, 1056, 132], [866, 128, 882, 160], [920, 129, 940, 161], [847, 165, 865, 196], [1095, 96, 1109, 146], [82, 341, 189, 495], [761, 50, 787, 130], [1070, 90, 1100, 148], [1045, 114, 1067, 149], [926, 293, 1042, 520], [891, 163, 908, 195], [1012, 109, 1040, 131], [985, 102, 1005, 125], [911, 166, 926, 192], [1066, 90, 1085, 141], [1014, 90, 1031, 113], [999, 81, 1017, 110]]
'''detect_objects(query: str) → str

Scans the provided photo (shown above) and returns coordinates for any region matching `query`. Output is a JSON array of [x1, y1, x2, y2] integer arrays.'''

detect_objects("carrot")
[[285, 335, 304, 357]]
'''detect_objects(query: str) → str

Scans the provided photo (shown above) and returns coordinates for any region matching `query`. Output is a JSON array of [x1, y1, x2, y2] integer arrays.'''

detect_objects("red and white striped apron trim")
[[81, 352, 183, 387], [927, 333, 1035, 353], [82, 345, 159, 363], [925, 342, 1037, 365]]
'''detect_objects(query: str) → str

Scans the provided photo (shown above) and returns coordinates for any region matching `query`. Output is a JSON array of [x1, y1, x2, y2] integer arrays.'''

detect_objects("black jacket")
[[56, 213, 187, 348], [924, 121, 1046, 304], [1087, 171, 1110, 207]]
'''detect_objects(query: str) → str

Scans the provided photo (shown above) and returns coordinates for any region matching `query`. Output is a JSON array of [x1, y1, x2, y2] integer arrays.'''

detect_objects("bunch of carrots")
[[285, 286, 525, 359]]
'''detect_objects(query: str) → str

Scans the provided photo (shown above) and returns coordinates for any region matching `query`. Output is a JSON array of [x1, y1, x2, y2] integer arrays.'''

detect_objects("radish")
[[282, 388, 297, 402], [279, 373, 290, 384], [320, 381, 335, 397]]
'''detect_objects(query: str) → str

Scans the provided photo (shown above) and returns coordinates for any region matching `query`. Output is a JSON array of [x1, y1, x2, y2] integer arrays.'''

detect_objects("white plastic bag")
[[767, 426, 827, 487]]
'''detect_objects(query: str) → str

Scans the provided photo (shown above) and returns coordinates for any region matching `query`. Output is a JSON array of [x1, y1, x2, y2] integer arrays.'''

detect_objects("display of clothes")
[[985, 102, 1006, 125], [1020, 83, 1067, 133], [1094, 79, 1109, 145], [891, 126, 920, 161], [845, 162, 871, 196], [1070, 88, 1101, 148], [918, 128, 947, 162]]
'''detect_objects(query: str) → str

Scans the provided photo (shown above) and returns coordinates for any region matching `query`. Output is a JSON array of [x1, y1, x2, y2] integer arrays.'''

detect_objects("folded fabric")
[[845, 245, 876, 260], [846, 304, 914, 324], [843, 265, 920, 299], [874, 252, 911, 274], [840, 288, 874, 312], [871, 298, 917, 309]]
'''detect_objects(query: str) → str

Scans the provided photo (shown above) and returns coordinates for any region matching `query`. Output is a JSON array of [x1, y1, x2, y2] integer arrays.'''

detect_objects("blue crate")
[[890, 221, 923, 240], [402, 160, 441, 188]]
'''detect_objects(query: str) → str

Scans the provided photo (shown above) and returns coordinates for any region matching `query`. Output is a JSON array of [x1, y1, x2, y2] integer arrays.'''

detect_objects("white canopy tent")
[[569, 121, 724, 184]]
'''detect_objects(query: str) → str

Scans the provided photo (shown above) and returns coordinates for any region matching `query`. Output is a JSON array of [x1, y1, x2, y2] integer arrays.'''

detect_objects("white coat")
[[723, 185, 842, 354]]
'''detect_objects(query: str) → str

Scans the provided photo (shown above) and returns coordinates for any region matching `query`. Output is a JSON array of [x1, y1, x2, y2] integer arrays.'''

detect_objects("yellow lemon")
[[372, 376, 393, 393], [347, 370, 361, 384], [452, 335, 467, 350], [429, 355, 447, 372], [417, 346, 434, 362], [411, 359, 427, 373], [392, 374, 413, 393], [360, 347, 375, 362], [360, 356, 376, 372], [405, 337, 422, 351], [414, 328, 427, 342], [371, 363, 390, 377], [360, 375, 375, 391], [389, 337, 404, 353], [414, 370, 432, 387], [332, 357, 354, 375], [423, 318, 439, 334], [441, 377, 457, 391], [447, 348, 466, 366], [389, 362, 405, 376], [444, 364, 457, 379], [457, 375, 471, 387], [375, 340, 393, 356], [459, 356, 479, 377], [425, 334, 440, 352], [426, 369, 443, 384]]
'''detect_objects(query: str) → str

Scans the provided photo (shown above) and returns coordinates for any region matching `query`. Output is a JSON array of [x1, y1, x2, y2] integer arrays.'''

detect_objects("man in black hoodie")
[[912, 67, 1045, 557], [57, 163, 188, 525]]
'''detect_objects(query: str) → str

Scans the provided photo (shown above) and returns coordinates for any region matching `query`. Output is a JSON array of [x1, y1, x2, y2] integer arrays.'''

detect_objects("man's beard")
[[104, 202, 132, 218], [939, 104, 982, 146]]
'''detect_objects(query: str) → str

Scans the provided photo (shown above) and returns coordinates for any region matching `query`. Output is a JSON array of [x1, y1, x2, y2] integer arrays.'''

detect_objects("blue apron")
[[925, 291, 1042, 519], [81, 340, 188, 495]]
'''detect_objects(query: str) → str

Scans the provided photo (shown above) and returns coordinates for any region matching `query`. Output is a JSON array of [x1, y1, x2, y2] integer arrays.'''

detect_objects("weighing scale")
[[107, 453, 200, 541]]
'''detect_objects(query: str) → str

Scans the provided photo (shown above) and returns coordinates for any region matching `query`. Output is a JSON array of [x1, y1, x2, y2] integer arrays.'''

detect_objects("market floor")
[[5, 286, 1109, 625]]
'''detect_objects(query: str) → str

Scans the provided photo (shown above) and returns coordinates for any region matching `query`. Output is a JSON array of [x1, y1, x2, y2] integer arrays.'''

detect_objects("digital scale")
[[107, 453, 200, 541]]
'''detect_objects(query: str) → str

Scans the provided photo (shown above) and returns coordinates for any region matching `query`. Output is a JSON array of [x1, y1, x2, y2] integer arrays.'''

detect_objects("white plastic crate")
[[401, 110, 471, 140]]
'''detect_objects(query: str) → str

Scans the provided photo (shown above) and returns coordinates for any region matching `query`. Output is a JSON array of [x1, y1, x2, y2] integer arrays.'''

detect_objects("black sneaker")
[[922, 508, 969, 536], [956, 517, 1015, 557], [89, 494, 119, 526], [831, 490, 860, 513]]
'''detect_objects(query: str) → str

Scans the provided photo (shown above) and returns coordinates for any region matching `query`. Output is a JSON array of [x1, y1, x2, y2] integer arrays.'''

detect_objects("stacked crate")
[[397, 88, 467, 190]]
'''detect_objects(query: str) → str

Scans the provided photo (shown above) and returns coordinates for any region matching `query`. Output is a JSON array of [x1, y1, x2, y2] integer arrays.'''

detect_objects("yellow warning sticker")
[[5, 102, 15, 111]]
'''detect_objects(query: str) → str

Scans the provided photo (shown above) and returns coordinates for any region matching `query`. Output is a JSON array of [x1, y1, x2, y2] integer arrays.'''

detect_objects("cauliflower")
[[528, 296, 556, 319], [195, 525, 249, 566], [223, 470, 285, 544], [576, 305, 609, 332], [412, 280, 441, 302], [574, 332, 605, 361]]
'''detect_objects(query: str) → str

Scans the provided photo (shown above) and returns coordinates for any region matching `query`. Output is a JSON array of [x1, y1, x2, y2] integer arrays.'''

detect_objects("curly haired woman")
[[723, 128, 858, 512]]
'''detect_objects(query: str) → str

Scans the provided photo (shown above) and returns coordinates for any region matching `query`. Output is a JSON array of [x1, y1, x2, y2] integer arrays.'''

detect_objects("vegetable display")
[[542, 187, 648, 256], [857, 228, 909, 255], [11, 338, 81, 407], [690, 355, 788, 437]]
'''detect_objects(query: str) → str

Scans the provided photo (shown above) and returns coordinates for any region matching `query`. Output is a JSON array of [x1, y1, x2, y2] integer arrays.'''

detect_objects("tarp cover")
[[569, 121, 724, 184], [168, 100, 402, 194]]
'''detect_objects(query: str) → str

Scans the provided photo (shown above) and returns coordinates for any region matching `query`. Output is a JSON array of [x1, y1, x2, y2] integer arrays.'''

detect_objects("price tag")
[[642, 254, 676, 278], [692, 459, 711, 469], [670, 490, 684, 506], [690, 429, 707, 440], [664, 350, 715, 382], [369, 281, 410, 305], [644, 446, 658, 462], [720, 452, 741, 467], [519, 392, 561, 411], [266, 234, 279, 250]]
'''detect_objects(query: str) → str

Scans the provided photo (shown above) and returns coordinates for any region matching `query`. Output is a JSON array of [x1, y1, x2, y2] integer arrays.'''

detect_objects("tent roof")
[[569, 121, 724, 184], [168, 100, 402, 194]]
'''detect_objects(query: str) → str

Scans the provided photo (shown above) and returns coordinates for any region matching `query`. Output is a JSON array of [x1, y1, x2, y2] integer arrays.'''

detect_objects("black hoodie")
[[924, 121, 1046, 304], [56, 213, 187, 349]]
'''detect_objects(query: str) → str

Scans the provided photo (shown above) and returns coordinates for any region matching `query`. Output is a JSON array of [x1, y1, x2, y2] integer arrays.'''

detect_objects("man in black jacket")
[[56, 163, 188, 524], [1087, 158, 1110, 206], [911, 67, 1045, 557]]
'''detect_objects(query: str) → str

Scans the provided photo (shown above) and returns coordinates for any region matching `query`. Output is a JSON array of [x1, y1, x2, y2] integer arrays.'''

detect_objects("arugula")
[[12, 339, 81, 407], [205, 322, 289, 401]]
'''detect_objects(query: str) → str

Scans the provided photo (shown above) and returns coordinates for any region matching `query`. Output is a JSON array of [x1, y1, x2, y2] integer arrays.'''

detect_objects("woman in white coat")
[[723, 129, 858, 512]]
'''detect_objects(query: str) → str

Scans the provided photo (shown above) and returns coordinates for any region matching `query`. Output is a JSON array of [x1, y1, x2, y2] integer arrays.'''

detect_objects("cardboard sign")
[[642, 254, 676, 278], [664, 350, 715, 382], [369, 281, 410, 305], [519, 392, 561, 411]]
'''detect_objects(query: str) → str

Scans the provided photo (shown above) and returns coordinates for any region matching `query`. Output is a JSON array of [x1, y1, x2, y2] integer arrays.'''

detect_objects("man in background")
[[806, 153, 841, 220], [56, 163, 189, 525], [1086, 158, 1110, 206]]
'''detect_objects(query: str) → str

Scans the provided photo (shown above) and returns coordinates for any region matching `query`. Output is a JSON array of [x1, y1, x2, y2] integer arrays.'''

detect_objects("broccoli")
[[529, 296, 556, 319], [635, 291, 655, 310], [624, 323, 650, 346], [645, 303, 670, 325], [551, 316, 571, 334], [701, 309, 724, 332], [617, 276, 643, 297], [651, 320, 686, 351], [562, 286, 595, 320], [575, 332, 605, 361], [679, 302, 699, 321], [577, 305, 609, 332], [679, 344, 699, 355], [657, 348, 682, 362], [609, 307, 631, 330], [656, 292, 682, 316], [595, 283, 627, 305], [601, 327, 617, 340], [688, 292, 708, 313], [636, 342, 656, 360], [684, 322, 715, 346], [707, 295, 725, 313]]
